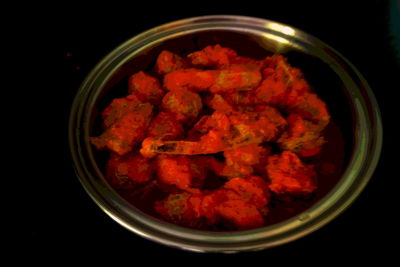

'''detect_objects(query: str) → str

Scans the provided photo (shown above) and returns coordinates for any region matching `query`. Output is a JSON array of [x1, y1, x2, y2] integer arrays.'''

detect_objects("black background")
[[30, 0, 398, 263]]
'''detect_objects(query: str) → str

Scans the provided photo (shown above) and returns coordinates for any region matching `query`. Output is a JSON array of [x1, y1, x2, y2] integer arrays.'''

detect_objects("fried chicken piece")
[[188, 111, 231, 139], [278, 113, 325, 157], [163, 68, 218, 92], [209, 65, 262, 93], [208, 56, 301, 108], [100, 94, 141, 129], [230, 56, 266, 70], [105, 152, 154, 189], [227, 106, 287, 146], [266, 151, 317, 194], [155, 176, 269, 230], [155, 50, 187, 75], [219, 91, 261, 108], [146, 112, 184, 140], [140, 108, 285, 156], [221, 144, 270, 177], [90, 95, 153, 155], [205, 93, 235, 113], [254, 55, 330, 128], [187, 44, 237, 68], [161, 89, 203, 122], [92, 47, 333, 231], [128, 71, 164, 104], [255, 76, 288, 106], [255, 55, 311, 106], [215, 200, 264, 229], [155, 155, 207, 193], [202, 176, 269, 229], [163, 66, 261, 93], [141, 112, 231, 157], [224, 144, 266, 167], [186, 111, 232, 153], [222, 176, 270, 209], [286, 92, 330, 129], [154, 192, 203, 227]]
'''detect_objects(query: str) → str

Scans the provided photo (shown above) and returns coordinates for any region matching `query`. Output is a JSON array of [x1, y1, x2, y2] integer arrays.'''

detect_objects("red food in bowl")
[[90, 45, 332, 231]]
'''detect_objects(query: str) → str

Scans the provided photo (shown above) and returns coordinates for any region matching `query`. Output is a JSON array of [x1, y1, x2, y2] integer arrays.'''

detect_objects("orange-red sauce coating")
[[90, 45, 333, 231]]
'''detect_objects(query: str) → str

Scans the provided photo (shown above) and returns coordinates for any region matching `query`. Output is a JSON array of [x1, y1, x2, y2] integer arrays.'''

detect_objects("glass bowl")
[[69, 15, 382, 253]]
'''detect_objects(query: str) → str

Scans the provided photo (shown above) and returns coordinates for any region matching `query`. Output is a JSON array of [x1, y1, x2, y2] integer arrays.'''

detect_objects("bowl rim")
[[69, 15, 383, 252]]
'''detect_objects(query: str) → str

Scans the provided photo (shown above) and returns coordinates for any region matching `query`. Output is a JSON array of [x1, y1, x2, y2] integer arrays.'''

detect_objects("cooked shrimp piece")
[[156, 50, 187, 75], [266, 151, 317, 194], [128, 71, 164, 104]]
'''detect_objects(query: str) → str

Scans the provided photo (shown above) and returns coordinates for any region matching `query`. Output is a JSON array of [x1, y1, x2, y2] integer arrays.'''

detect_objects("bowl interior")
[[86, 29, 355, 229]]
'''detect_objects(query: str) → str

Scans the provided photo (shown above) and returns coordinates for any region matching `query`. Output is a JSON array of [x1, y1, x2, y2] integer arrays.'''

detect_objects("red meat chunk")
[[156, 50, 187, 75], [278, 113, 325, 157], [146, 112, 184, 140], [161, 89, 203, 122], [266, 151, 317, 194], [91, 95, 153, 155], [187, 44, 237, 68], [128, 71, 164, 104], [155, 155, 207, 193], [106, 152, 154, 189]]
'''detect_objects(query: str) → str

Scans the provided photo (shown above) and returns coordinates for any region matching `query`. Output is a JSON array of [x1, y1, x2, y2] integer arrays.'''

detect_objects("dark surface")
[[30, 0, 398, 263]]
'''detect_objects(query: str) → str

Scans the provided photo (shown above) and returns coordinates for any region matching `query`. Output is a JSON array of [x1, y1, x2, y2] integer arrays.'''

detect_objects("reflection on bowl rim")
[[69, 15, 382, 253]]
